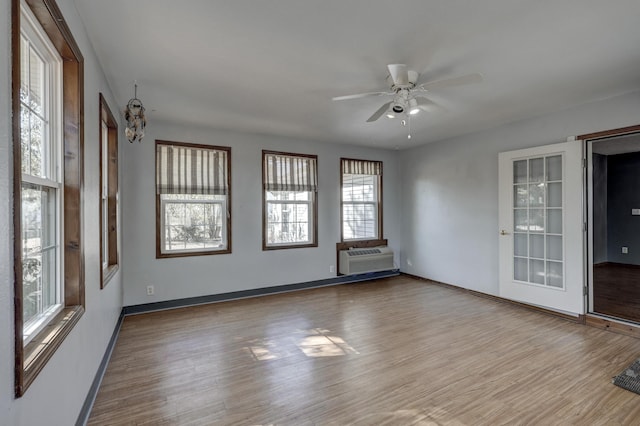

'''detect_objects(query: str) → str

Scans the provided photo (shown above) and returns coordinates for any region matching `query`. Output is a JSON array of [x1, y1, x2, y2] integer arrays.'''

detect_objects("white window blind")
[[156, 143, 228, 195], [341, 158, 382, 176], [264, 153, 318, 192]]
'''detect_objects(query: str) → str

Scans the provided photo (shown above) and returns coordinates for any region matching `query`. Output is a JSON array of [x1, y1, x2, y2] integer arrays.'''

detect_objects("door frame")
[[579, 124, 640, 317]]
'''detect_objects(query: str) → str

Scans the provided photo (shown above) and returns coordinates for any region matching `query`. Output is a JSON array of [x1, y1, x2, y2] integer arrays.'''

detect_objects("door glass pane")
[[511, 154, 564, 289], [529, 158, 544, 183], [514, 209, 528, 232], [514, 185, 527, 207], [514, 233, 528, 257], [530, 234, 544, 259], [547, 182, 562, 207], [514, 257, 528, 281], [529, 209, 544, 233], [513, 160, 527, 184], [547, 209, 562, 234], [546, 155, 562, 181], [529, 183, 544, 207], [546, 261, 563, 288], [547, 235, 562, 261], [529, 259, 545, 284]]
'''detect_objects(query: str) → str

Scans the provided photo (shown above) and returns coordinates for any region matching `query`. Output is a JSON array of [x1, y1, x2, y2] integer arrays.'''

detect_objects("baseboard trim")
[[402, 273, 586, 324], [586, 314, 640, 338], [123, 270, 400, 316], [75, 309, 125, 426]]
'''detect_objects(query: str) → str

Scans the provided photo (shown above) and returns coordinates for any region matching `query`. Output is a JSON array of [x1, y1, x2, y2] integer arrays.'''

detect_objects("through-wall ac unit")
[[339, 246, 395, 275]]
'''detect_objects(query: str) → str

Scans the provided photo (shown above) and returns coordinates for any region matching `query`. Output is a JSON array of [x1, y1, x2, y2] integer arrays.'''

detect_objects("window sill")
[[101, 264, 119, 288], [20, 305, 84, 396], [336, 238, 387, 251], [157, 248, 231, 259], [263, 242, 318, 251]]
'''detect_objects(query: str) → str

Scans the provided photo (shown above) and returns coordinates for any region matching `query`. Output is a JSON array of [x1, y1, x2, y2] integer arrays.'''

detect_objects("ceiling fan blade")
[[418, 73, 483, 91], [414, 96, 445, 112], [387, 64, 409, 86], [366, 101, 392, 122], [332, 91, 388, 101]]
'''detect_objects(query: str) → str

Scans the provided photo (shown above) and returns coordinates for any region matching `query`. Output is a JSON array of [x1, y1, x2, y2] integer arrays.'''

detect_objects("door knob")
[[500, 230, 510, 235]]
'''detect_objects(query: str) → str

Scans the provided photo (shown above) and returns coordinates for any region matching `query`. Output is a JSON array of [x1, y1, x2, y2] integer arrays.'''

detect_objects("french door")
[[498, 140, 584, 315]]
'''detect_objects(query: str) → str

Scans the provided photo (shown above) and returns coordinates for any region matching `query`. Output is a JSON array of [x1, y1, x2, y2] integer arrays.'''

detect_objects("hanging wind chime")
[[125, 83, 146, 143]]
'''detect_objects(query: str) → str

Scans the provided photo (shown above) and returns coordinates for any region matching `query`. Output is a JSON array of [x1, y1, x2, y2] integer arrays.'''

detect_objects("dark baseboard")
[[75, 309, 125, 426], [123, 270, 400, 315], [401, 272, 586, 324]]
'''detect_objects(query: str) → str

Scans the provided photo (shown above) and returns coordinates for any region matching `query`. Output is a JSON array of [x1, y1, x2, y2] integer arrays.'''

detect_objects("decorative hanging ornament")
[[125, 83, 146, 143]]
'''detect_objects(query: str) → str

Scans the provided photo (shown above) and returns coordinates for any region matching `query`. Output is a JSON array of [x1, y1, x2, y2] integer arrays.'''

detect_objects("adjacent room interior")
[[590, 133, 640, 323], [2, 0, 640, 425]]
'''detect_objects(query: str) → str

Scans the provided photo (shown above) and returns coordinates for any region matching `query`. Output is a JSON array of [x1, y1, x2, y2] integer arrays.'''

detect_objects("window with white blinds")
[[156, 141, 231, 257], [263, 151, 318, 249], [341, 158, 382, 241]]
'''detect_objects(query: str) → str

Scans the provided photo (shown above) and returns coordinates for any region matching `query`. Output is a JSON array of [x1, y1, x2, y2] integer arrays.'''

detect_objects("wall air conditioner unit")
[[339, 246, 395, 275]]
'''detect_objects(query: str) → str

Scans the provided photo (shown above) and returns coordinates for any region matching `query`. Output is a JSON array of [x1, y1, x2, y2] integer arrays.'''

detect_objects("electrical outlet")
[[622, 247, 629, 254], [146, 285, 155, 296], [329, 265, 335, 273]]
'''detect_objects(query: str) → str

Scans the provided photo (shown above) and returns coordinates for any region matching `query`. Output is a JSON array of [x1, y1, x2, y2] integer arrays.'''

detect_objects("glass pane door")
[[512, 155, 564, 289]]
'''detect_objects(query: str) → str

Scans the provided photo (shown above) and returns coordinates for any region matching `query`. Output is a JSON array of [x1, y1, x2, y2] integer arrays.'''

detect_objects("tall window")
[[13, 0, 84, 396], [156, 141, 231, 257], [341, 158, 383, 241], [20, 2, 63, 345], [99, 94, 118, 287], [263, 151, 318, 249]]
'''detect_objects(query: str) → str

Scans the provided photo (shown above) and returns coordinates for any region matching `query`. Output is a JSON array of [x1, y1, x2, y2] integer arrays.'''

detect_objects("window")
[[13, 0, 84, 397], [263, 151, 318, 249], [341, 158, 383, 241], [156, 141, 231, 257], [99, 94, 118, 287], [20, 9, 63, 343]]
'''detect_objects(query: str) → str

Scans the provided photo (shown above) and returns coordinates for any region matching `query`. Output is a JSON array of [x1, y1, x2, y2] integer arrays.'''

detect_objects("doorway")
[[588, 132, 640, 323]]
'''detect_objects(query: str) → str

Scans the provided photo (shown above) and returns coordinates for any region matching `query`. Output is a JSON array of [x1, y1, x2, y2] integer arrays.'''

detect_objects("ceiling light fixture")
[[408, 98, 420, 115], [125, 82, 146, 143]]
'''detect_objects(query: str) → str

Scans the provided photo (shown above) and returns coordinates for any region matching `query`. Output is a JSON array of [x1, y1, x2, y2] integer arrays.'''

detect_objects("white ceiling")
[[73, 0, 640, 149]]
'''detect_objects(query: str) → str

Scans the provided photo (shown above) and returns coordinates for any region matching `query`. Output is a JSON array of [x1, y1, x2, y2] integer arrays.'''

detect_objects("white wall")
[[0, 0, 124, 424], [122, 122, 401, 306], [399, 91, 640, 295]]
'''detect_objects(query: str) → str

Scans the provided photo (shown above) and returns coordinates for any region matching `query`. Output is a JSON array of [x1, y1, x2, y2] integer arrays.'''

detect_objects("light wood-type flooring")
[[88, 275, 640, 425], [593, 263, 640, 323]]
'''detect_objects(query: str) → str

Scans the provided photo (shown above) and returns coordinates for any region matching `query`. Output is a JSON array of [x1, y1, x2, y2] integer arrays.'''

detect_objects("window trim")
[[262, 150, 318, 250], [155, 140, 232, 258], [12, 0, 84, 397], [340, 158, 383, 243], [99, 93, 118, 287]]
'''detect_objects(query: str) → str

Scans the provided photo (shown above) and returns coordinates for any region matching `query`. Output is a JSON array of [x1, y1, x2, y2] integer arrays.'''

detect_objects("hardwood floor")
[[594, 263, 640, 323], [89, 275, 640, 425]]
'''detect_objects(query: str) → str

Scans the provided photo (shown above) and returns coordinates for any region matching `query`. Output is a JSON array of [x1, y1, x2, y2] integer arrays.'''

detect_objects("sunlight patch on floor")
[[242, 328, 358, 361]]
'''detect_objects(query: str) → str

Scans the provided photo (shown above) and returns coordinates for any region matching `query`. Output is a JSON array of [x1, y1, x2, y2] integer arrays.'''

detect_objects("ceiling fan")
[[333, 64, 483, 122]]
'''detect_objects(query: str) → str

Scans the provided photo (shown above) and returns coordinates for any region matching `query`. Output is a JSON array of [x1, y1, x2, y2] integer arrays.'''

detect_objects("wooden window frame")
[[340, 158, 383, 243], [12, 0, 84, 397], [99, 93, 118, 287], [262, 150, 318, 251], [155, 140, 232, 259]]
